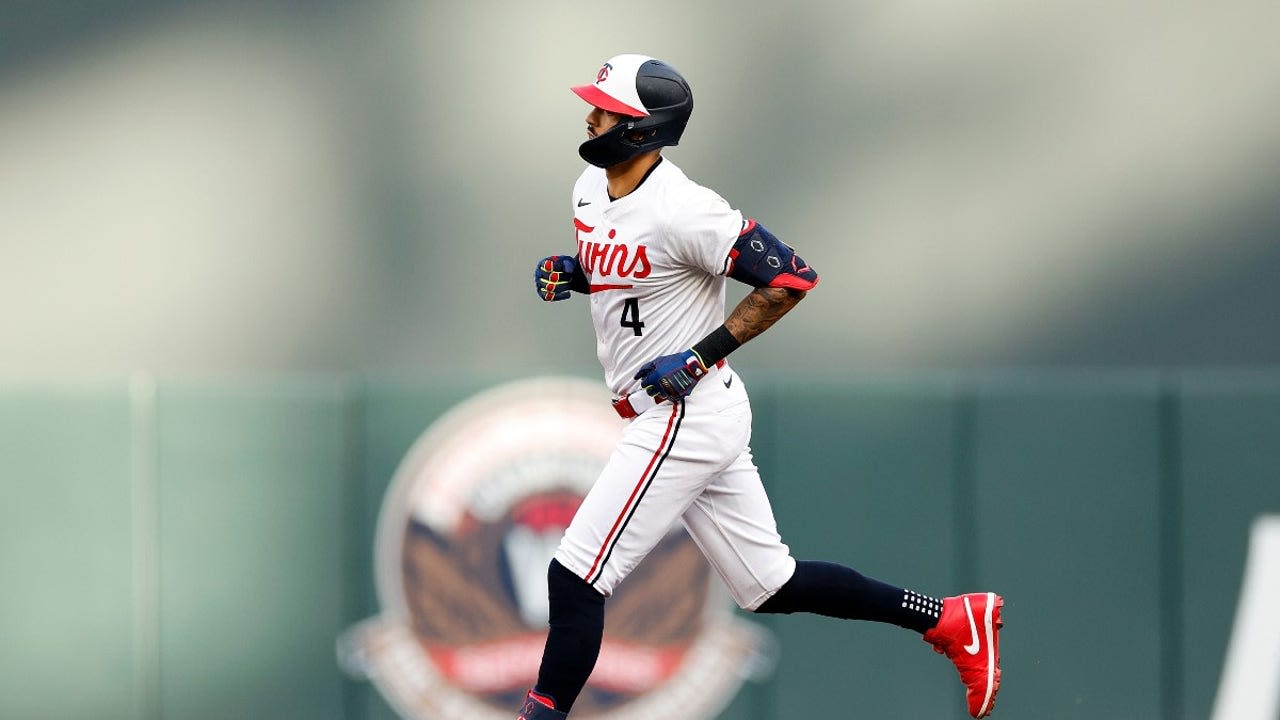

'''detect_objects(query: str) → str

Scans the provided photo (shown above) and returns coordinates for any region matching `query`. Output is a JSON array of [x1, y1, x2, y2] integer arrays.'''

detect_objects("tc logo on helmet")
[[339, 377, 773, 720], [596, 62, 612, 84]]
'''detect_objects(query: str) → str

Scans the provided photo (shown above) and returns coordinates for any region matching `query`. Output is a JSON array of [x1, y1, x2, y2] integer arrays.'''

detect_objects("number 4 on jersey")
[[620, 298, 645, 336]]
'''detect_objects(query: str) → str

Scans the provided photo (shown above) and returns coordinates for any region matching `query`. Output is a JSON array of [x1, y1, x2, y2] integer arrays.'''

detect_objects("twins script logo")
[[574, 219, 651, 292], [339, 377, 772, 720]]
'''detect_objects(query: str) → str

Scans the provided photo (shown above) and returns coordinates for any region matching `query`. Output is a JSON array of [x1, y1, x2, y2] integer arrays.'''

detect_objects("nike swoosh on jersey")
[[723, 376, 733, 389], [577, 198, 591, 207]]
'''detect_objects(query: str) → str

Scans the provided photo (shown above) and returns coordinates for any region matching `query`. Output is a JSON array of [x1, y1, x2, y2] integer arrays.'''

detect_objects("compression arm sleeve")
[[725, 220, 819, 291]]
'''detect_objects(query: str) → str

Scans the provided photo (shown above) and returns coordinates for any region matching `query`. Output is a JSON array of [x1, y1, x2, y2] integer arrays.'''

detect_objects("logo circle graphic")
[[339, 377, 771, 720], [597, 62, 612, 84]]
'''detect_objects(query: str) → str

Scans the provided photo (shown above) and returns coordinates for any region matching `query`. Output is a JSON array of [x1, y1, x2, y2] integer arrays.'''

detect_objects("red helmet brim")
[[570, 84, 648, 117]]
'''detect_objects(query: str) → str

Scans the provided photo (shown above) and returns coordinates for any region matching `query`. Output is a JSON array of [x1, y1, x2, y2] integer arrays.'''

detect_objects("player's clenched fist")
[[534, 255, 575, 301], [634, 351, 710, 402], [534, 255, 587, 301]]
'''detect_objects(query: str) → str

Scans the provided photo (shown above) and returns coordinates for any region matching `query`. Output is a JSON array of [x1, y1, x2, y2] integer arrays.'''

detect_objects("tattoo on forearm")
[[724, 287, 805, 345]]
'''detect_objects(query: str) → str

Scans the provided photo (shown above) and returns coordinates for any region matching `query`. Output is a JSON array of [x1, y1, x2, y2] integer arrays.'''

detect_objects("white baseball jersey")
[[570, 158, 743, 396], [554, 158, 797, 610]]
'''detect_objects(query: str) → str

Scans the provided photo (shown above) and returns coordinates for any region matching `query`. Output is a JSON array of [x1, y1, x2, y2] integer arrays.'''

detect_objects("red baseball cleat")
[[517, 690, 568, 720], [923, 592, 1004, 718]]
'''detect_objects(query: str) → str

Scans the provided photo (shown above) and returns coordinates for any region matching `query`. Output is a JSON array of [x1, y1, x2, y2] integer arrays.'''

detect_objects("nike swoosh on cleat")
[[963, 596, 981, 655], [577, 198, 591, 207]]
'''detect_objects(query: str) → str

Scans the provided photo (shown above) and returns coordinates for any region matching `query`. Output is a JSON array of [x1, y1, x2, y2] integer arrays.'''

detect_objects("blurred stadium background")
[[2, 1, 1279, 719]]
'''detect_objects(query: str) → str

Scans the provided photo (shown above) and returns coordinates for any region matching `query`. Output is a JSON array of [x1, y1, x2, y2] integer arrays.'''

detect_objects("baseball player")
[[520, 54, 1004, 719]]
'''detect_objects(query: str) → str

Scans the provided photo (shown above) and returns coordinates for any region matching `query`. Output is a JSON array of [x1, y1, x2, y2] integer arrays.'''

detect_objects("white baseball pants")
[[555, 364, 797, 610]]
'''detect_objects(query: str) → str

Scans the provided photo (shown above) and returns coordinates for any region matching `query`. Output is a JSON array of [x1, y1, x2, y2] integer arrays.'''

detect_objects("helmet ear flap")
[[579, 122, 640, 168]]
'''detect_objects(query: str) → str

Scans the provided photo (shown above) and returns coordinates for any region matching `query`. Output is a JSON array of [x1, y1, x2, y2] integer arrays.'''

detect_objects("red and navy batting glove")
[[534, 255, 586, 302], [634, 351, 710, 402]]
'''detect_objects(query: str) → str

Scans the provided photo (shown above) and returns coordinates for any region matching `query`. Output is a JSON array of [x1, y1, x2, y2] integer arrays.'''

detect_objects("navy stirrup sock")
[[756, 560, 942, 634]]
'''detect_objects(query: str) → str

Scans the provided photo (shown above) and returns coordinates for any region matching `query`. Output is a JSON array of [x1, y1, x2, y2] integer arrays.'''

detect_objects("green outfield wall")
[[2, 371, 1278, 720]]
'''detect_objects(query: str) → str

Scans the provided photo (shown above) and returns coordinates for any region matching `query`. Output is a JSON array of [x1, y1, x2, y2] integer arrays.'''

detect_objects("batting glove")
[[534, 255, 584, 302], [634, 351, 710, 402]]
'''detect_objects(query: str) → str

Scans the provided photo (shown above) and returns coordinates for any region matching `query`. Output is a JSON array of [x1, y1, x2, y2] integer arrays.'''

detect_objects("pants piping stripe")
[[585, 401, 684, 585]]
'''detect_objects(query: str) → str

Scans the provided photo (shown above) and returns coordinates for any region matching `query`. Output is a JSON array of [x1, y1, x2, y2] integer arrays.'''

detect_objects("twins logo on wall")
[[339, 377, 773, 720]]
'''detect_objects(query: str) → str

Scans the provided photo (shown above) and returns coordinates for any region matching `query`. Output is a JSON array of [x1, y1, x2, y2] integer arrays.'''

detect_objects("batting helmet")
[[571, 54, 693, 168]]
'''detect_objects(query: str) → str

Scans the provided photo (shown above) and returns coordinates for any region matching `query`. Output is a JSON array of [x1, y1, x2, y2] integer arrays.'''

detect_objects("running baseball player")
[[520, 54, 1004, 719]]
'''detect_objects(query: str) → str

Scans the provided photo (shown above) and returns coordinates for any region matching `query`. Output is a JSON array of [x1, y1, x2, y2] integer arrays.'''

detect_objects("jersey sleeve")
[[665, 186, 744, 276]]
